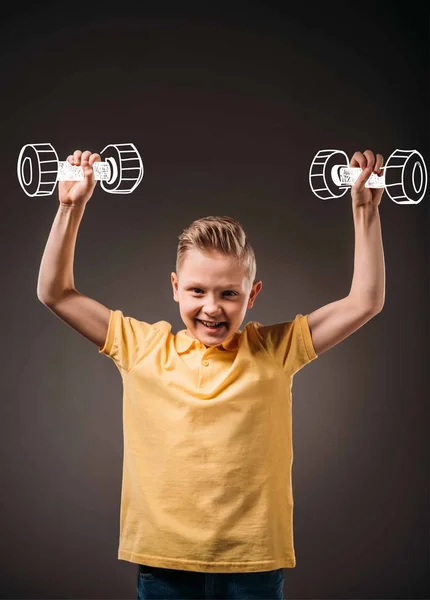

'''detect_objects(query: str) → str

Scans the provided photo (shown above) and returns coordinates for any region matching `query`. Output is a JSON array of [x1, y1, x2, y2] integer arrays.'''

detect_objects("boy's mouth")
[[196, 319, 228, 332]]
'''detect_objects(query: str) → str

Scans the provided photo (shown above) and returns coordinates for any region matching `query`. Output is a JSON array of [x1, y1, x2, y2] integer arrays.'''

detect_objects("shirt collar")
[[175, 328, 241, 354]]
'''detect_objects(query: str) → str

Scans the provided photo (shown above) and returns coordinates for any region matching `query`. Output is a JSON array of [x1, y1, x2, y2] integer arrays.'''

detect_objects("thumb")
[[81, 158, 95, 179], [353, 165, 372, 192]]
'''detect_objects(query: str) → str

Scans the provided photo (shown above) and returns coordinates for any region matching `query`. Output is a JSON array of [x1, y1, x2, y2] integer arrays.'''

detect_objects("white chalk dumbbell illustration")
[[309, 149, 427, 205], [17, 143, 144, 197]]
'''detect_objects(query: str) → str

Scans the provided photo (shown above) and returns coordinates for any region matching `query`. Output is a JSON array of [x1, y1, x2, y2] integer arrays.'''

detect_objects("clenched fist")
[[59, 150, 101, 207]]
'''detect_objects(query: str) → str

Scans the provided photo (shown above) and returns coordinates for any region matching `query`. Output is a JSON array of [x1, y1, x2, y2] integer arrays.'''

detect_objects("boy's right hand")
[[59, 150, 101, 207]]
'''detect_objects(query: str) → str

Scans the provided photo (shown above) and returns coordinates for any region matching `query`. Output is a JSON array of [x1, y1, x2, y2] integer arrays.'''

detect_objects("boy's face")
[[171, 248, 262, 347]]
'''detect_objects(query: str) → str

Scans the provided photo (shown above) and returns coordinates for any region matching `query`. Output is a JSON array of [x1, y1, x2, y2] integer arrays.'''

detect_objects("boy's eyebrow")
[[186, 282, 242, 289]]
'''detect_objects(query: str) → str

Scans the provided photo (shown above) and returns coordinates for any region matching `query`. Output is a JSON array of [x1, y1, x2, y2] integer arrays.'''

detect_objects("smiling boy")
[[37, 148, 385, 598]]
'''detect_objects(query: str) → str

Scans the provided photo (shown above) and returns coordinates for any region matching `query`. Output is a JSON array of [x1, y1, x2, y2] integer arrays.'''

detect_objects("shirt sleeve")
[[98, 309, 159, 373], [252, 314, 318, 376]]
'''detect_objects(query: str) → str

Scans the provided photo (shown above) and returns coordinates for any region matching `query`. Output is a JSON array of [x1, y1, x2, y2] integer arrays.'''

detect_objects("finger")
[[89, 153, 101, 166], [349, 151, 360, 167], [66, 154, 74, 164], [363, 149, 375, 172], [350, 150, 370, 170], [81, 152, 95, 179], [81, 150, 92, 163], [374, 153, 384, 176], [73, 149, 82, 166]]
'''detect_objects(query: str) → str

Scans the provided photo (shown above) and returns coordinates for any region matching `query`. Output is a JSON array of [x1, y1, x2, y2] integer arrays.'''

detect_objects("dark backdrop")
[[1, 1, 428, 598]]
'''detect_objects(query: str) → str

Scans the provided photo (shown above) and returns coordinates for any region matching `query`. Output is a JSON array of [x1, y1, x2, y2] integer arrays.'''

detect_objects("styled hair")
[[176, 216, 257, 286]]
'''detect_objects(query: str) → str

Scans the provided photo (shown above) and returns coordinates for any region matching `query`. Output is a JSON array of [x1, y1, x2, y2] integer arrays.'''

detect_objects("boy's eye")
[[191, 288, 236, 296]]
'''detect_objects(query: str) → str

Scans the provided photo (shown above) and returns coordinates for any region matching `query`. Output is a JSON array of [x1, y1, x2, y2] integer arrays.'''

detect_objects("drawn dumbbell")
[[309, 149, 427, 205], [17, 142, 144, 197]]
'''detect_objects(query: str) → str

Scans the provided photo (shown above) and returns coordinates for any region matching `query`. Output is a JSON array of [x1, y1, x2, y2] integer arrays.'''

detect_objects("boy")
[[37, 148, 385, 599]]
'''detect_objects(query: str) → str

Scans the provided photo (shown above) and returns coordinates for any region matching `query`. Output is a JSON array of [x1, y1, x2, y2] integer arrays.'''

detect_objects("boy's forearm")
[[348, 203, 385, 310], [37, 204, 86, 302]]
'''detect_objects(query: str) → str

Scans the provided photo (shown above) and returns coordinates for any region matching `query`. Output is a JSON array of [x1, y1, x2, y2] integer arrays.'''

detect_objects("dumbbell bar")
[[58, 160, 111, 181], [309, 149, 427, 205], [17, 142, 144, 197]]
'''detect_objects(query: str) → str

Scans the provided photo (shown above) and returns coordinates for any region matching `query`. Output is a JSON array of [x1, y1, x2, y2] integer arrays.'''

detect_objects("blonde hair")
[[176, 216, 257, 286]]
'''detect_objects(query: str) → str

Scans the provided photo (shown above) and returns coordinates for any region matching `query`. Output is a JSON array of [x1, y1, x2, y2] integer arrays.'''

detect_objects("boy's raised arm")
[[307, 149, 385, 356], [37, 150, 111, 348]]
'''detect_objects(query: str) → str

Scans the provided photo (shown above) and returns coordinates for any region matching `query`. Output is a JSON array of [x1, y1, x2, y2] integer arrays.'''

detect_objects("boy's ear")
[[248, 280, 263, 309], [171, 272, 179, 302]]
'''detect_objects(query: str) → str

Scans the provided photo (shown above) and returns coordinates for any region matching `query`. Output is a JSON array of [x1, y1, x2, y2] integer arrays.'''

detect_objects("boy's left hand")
[[350, 149, 385, 209]]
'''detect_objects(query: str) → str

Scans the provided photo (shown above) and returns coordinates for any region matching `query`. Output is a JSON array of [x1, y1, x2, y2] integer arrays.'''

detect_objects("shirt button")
[[202, 360, 209, 366]]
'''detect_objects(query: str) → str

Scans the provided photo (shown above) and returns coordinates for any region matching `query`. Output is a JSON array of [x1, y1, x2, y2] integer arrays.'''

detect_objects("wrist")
[[59, 203, 86, 214]]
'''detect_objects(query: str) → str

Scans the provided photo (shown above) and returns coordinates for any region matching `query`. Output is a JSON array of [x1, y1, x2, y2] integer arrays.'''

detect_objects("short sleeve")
[[253, 314, 318, 376], [98, 309, 159, 373]]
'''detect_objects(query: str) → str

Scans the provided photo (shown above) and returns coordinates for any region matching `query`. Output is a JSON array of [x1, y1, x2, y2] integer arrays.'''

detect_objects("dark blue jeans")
[[136, 564, 285, 599]]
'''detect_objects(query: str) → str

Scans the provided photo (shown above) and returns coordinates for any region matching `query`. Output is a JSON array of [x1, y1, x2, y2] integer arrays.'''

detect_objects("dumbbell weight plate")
[[384, 149, 427, 205], [309, 149, 350, 200], [17, 143, 59, 197], [100, 143, 144, 194]]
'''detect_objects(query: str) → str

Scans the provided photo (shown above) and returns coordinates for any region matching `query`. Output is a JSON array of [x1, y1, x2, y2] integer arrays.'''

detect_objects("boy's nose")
[[202, 305, 220, 315], [202, 309, 224, 319]]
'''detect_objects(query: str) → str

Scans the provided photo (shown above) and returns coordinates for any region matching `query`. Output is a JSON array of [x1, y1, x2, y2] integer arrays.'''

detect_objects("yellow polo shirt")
[[99, 309, 318, 573]]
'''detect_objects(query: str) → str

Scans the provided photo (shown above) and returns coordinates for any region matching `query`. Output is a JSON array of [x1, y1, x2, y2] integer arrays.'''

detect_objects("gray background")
[[1, 1, 428, 598]]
